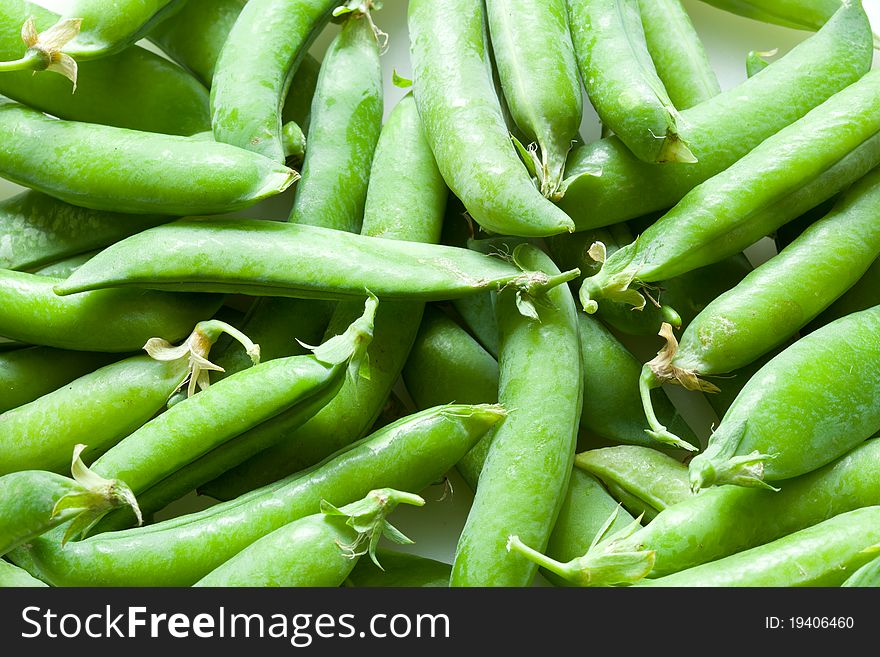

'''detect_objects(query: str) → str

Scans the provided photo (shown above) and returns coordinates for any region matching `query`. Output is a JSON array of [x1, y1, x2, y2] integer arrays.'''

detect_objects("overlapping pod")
[[698, 0, 843, 32]]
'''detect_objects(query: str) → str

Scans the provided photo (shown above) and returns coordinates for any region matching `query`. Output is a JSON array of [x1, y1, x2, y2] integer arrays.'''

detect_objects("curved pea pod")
[[347, 549, 452, 588], [689, 306, 880, 492], [0, 445, 140, 556], [579, 69, 880, 315], [0, 269, 222, 352], [0, 347, 117, 414], [55, 219, 577, 303], [195, 489, 424, 587], [0, 320, 254, 475], [698, 0, 843, 32], [0, 191, 168, 272], [12, 404, 506, 586], [0, 2, 209, 135], [211, 0, 346, 162], [289, 11, 383, 232], [641, 508, 880, 587], [408, 0, 576, 237], [842, 554, 880, 587], [569, 0, 692, 164], [575, 446, 690, 522], [638, 0, 720, 110], [485, 0, 581, 199], [640, 166, 880, 444], [559, 1, 873, 229], [0, 559, 46, 587], [0, 100, 296, 215], [452, 246, 582, 587]]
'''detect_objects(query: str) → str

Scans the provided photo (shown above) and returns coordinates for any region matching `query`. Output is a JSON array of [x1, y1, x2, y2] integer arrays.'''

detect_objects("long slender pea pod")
[[12, 404, 506, 586], [579, 69, 880, 315], [0, 559, 46, 587], [638, 0, 720, 110], [559, 1, 873, 229], [842, 554, 880, 587], [485, 0, 581, 199], [0, 347, 117, 414], [204, 97, 448, 499], [0, 446, 140, 556], [451, 246, 581, 587], [640, 167, 880, 444], [55, 219, 577, 302], [408, 0, 576, 237], [689, 306, 880, 491], [641, 508, 880, 587], [0, 100, 296, 215], [0, 269, 222, 352], [0, 320, 255, 475], [575, 446, 690, 522], [195, 489, 423, 587], [568, 0, 693, 163], [0, 191, 168, 272], [289, 11, 383, 232], [211, 0, 350, 162], [698, 0, 842, 32], [347, 549, 451, 588]]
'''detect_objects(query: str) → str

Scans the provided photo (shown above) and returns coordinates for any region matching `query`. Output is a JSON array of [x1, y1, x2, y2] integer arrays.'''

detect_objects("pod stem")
[[144, 320, 261, 399], [0, 17, 82, 89], [333, 0, 387, 51], [322, 487, 425, 569], [689, 449, 779, 494], [300, 292, 378, 382], [52, 444, 142, 545]]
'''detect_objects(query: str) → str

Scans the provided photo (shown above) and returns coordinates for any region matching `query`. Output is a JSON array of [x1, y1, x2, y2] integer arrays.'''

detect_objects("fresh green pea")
[[56, 219, 577, 302], [579, 69, 880, 315], [0, 319, 253, 475], [575, 446, 690, 522], [698, 0, 842, 32], [408, 0, 576, 237], [346, 549, 452, 588], [198, 95, 448, 499], [559, 1, 873, 229], [0, 347, 117, 414], [485, 0, 582, 199], [195, 488, 423, 587], [638, 0, 721, 110], [12, 404, 506, 586], [640, 166, 880, 443], [0, 445, 140, 555], [568, 0, 692, 163], [0, 100, 296, 215], [451, 246, 581, 587], [289, 12, 383, 232], [689, 306, 880, 491], [211, 0, 347, 162], [0, 559, 46, 587], [842, 554, 880, 587], [0, 269, 222, 352]]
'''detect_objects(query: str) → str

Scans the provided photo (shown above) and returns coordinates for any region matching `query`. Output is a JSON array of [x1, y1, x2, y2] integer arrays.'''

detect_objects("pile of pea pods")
[[1, 0, 880, 589]]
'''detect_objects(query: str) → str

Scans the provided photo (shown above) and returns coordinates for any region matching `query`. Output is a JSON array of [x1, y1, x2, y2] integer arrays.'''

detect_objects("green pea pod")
[[698, 0, 842, 32], [452, 246, 582, 587], [204, 96, 449, 498], [702, 347, 781, 420], [289, 11, 383, 232], [1, 445, 141, 555], [0, 100, 296, 215], [807, 258, 880, 332], [579, 69, 880, 314], [452, 292, 499, 357], [641, 166, 880, 443], [346, 549, 452, 588], [0, 269, 222, 352], [569, 0, 692, 163], [12, 404, 506, 586], [485, 0, 582, 199], [0, 191, 167, 272], [0, 347, 117, 414], [408, 0, 575, 237], [689, 306, 880, 491], [842, 554, 880, 587], [745, 49, 773, 78], [0, 320, 254, 475], [0, 559, 46, 587], [575, 446, 690, 522], [56, 219, 578, 303], [638, 0, 721, 110], [195, 488, 424, 587], [211, 0, 346, 162], [641, 508, 880, 587], [30, 250, 95, 278], [559, 1, 873, 229], [281, 55, 322, 132]]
